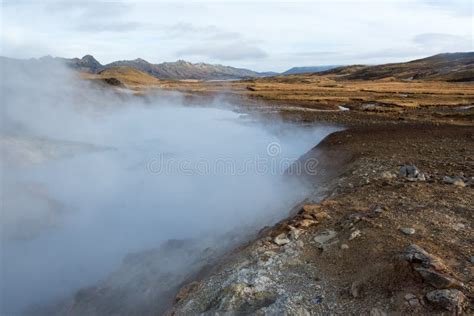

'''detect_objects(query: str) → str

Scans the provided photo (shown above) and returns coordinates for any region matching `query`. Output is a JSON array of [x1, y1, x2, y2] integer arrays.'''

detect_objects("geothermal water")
[[0, 62, 336, 314]]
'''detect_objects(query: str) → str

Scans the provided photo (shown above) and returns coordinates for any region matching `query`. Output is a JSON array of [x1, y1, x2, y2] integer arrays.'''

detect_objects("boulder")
[[425, 289, 466, 313], [399, 165, 425, 181], [274, 233, 290, 246], [403, 244, 447, 271], [414, 267, 464, 289]]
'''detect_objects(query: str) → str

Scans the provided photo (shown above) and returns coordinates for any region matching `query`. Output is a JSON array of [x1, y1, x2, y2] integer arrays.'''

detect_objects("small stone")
[[399, 165, 419, 178], [340, 244, 349, 250], [314, 230, 337, 246], [274, 233, 290, 246], [404, 294, 421, 308], [381, 171, 395, 180], [400, 227, 416, 235], [289, 226, 302, 240], [295, 240, 305, 248], [415, 268, 464, 289], [302, 214, 314, 220], [297, 219, 318, 228], [408, 300, 420, 308], [453, 223, 465, 231], [312, 296, 323, 304], [373, 206, 384, 214], [313, 211, 330, 221], [443, 176, 456, 184], [349, 230, 361, 240], [426, 289, 466, 313], [469, 256, 474, 264], [369, 307, 387, 316], [444, 176, 466, 187], [350, 282, 360, 298], [404, 293, 417, 301]]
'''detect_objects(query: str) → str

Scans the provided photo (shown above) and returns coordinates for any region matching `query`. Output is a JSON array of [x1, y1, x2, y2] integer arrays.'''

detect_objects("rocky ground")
[[167, 120, 473, 314]]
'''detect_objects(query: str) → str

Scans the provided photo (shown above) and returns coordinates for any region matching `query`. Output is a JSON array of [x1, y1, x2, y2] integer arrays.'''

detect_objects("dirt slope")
[[169, 123, 474, 315]]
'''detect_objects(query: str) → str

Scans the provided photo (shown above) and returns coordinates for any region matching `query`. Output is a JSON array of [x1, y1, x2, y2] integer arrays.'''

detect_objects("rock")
[[295, 240, 304, 248], [313, 211, 330, 221], [443, 175, 464, 184], [350, 282, 361, 298], [349, 230, 361, 240], [470, 256, 474, 264], [303, 204, 322, 213], [381, 171, 396, 180], [404, 293, 417, 300], [213, 283, 278, 313], [400, 227, 416, 235], [288, 226, 302, 240], [443, 176, 467, 187], [414, 268, 464, 289], [453, 223, 465, 231], [399, 165, 425, 181], [312, 296, 323, 304], [404, 293, 421, 308], [297, 219, 317, 228], [314, 230, 337, 247], [369, 307, 387, 316], [340, 244, 349, 250], [102, 77, 125, 87], [399, 165, 418, 178], [373, 206, 384, 215], [425, 289, 466, 313], [403, 244, 447, 271], [321, 199, 338, 206], [274, 233, 290, 246], [302, 214, 314, 220]]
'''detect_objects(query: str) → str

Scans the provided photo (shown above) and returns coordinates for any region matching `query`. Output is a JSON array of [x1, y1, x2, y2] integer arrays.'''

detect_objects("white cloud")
[[177, 42, 267, 61], [414, 33, 473, 51], [0, 0, 472, 71]]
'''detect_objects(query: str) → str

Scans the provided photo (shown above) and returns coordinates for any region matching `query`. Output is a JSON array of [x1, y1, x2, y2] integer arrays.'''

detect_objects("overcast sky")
[[1, 0, 472, 71]]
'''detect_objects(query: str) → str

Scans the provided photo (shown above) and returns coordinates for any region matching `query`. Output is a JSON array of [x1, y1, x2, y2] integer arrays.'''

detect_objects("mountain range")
[[43, 55, 339, 80], [282, 65, 340, 75], [2, 52, 473, 82], [321, 52, 474, 82], [52, 55, 276, 80]]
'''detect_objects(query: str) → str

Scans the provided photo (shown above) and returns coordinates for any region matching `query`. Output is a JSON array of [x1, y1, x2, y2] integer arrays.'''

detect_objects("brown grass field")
[[81, 66, 474, 126]]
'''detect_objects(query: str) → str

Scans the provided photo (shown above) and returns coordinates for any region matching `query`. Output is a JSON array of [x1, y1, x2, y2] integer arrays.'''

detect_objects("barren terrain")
[[69, 55, 474, 314]]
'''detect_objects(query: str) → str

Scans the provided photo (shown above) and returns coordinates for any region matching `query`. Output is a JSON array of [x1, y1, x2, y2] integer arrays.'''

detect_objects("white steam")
[[0, 59, 336, 314]]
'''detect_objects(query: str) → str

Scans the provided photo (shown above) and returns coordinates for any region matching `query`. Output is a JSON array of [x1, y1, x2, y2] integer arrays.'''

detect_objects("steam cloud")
[[0, 58, 336, 314]]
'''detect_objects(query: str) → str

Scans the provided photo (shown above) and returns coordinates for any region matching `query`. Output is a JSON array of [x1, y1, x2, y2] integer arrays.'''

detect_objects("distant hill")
[[96, 66, 162, 87], [282, 65, 340, 75], [323, 52, 474, 82], [58, 55, 103, 73], [59, 55, 272, 80]]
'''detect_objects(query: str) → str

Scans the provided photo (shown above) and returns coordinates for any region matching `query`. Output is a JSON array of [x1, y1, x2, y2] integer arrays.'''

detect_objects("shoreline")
[[168, 117, 473, 314]]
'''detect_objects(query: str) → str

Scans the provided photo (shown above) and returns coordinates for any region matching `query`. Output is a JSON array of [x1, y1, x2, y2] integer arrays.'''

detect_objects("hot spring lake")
[[2, 104, 337, 314]]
